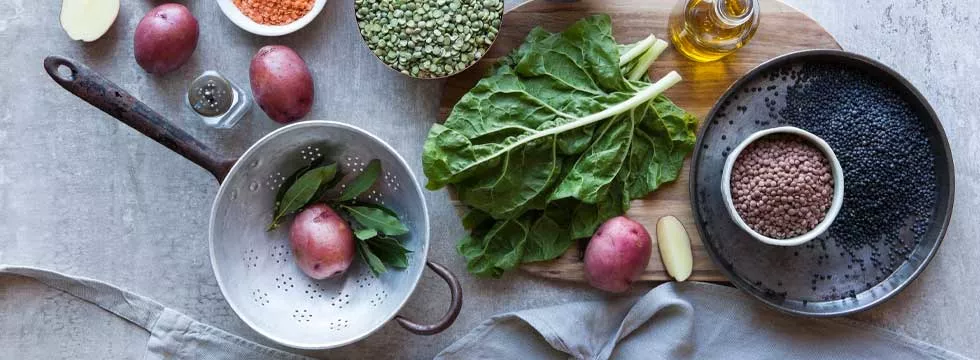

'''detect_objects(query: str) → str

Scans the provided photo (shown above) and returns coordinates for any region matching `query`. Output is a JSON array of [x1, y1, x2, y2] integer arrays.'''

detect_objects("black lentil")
[[778, 62, 939, 277]]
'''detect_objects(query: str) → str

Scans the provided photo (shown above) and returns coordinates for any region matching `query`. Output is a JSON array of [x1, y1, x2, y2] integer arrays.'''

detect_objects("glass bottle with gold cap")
[[668, 0, 760, 62]]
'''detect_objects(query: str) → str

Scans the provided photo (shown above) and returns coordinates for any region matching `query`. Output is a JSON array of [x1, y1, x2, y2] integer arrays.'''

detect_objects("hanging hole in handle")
[[56, 64, 76, 82]]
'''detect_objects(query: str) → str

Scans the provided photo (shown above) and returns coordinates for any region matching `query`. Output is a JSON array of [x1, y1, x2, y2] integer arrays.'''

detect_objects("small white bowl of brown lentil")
[[721, 126, 845, 247], [216, 0, 327, 37]]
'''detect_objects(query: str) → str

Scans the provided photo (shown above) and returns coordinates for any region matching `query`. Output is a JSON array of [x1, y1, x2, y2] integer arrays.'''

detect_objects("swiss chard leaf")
[[338, 159, 381, 202], [457, 217, 530, 277], [428, 15, 697, 277], [550, 108, 635, 204], [521, 202, 576, 263], [341, 205, 409, 236], [461, 209, 492, 231]]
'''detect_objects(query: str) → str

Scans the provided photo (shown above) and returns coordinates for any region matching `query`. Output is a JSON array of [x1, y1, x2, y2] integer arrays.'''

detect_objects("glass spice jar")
[[668, 0, 760, 62], [186, 70, 251, 129]]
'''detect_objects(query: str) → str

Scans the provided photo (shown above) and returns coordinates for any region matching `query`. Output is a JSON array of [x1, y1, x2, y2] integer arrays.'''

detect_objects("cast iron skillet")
[[690, 50, 954, 317]]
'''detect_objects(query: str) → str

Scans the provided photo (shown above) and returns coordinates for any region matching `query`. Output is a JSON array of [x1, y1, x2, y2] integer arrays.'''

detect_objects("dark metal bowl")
[[690, 49, 955, 317]]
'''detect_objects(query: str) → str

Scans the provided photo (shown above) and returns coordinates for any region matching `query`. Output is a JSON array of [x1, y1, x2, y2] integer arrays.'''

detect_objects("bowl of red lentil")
[[217, 0, 327, 36], [721, 126, 845, 247]]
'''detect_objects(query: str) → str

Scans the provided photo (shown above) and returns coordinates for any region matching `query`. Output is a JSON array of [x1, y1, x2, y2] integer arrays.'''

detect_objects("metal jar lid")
[[188, 72, 234, 117]]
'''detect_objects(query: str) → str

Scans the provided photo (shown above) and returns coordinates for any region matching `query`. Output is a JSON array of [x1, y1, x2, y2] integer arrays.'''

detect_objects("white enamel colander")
[[45, 56, 462, 349]]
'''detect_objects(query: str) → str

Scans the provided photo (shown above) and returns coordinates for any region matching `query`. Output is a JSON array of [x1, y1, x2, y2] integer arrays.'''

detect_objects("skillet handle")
[[395, 261, 462, 335], [43, 56, 236, 182]]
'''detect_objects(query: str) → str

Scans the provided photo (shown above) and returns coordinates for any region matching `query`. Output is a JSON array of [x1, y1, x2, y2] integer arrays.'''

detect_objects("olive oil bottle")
[[668, 0, 760, 62]]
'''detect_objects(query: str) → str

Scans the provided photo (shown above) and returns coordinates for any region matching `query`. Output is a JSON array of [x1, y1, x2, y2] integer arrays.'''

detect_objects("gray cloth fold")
[[3, 264, 971, 360], [436, 282, 971, 360], [0, 265, 310, 360]]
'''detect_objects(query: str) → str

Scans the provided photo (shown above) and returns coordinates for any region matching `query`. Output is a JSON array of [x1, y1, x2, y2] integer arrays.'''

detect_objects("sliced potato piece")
[[61, 0, 120, 42], [657, 215, 693, 281]]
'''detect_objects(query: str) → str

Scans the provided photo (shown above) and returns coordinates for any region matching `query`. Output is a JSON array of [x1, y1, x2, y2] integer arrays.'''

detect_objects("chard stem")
[[619, 35, 656, 66], [627, 39, 669, 81], [451, 72, 682, 178]]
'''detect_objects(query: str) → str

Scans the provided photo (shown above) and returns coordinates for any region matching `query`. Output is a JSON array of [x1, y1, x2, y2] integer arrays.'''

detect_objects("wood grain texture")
[[439, 0, 840, 282]]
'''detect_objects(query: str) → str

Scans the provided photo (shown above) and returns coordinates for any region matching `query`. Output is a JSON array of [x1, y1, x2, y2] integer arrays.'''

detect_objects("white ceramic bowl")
[[216, 0, 327, 36], [721, 126, 845, 246]]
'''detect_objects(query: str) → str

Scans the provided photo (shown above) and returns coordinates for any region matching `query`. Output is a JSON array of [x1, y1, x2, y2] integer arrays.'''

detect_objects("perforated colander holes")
[[344, 156, 365, 172], [274, 273, 295, 293], [242, 249, 260, 268], [300, 146, 323, 162], [271, 244, 291, 264], [265, 172, 286, 192], [327, 319, 350, 331], [369, 290, 389, 307], [383, 171, 401, 194], [304, 283, 324, 300], [329, 292, 352, 309], [313, 284, 351, 308], [292, 309, 313, 323], [251, 289, 271, 306], [355, 274, 375, 289]]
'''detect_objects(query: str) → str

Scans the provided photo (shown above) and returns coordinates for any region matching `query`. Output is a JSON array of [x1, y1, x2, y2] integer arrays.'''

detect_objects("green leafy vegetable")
[[365, 236, 411, 269], [354, 228, 379, 240], [422, 15, 698, 277], [267, 157, 412, 276], [338, 159, 381, 202], [268, 164, 337, 230], [274, 157, 326, 214], [341, 205, 410, 236], [356, 240, 387, 275]]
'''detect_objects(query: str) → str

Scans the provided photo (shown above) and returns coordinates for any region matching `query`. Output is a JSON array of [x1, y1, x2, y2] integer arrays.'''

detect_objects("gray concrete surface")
[[0, 0, 977, 359]]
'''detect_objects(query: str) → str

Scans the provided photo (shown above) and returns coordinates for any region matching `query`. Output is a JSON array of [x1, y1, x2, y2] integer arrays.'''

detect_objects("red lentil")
[[233, 0, 314, 26]]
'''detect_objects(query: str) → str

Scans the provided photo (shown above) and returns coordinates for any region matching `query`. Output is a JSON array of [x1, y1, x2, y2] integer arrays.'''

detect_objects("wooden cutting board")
[[438, 0, 840, 282]]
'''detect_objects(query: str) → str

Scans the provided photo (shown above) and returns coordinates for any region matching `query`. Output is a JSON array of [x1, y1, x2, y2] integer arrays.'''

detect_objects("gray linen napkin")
[[436, 281, 971, 360], [0, 265, 310, 360]]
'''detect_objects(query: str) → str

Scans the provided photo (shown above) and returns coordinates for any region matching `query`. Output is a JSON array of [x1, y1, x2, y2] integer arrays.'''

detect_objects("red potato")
[[584, 216, 652, 293], [134, 4, 199, 74], [249, 45, 315, 123], [289, 204, 354, 279]]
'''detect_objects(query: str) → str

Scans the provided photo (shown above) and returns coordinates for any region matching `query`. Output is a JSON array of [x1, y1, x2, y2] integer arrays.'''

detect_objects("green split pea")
[[355, 0, 504, 78]]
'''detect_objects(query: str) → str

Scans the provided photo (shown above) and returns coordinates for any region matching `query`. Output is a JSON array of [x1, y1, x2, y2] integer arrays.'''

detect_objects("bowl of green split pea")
[[353, 0, 504, 79]]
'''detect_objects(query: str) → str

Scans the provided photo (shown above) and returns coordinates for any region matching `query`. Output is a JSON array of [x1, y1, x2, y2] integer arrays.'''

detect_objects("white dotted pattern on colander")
[[245, 150, 395, 329], [210, 123, 428, 348]]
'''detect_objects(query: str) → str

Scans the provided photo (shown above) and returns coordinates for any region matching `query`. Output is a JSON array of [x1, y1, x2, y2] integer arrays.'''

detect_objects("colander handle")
[[395, 261, 462, 335], [43, 56, 237, 182]]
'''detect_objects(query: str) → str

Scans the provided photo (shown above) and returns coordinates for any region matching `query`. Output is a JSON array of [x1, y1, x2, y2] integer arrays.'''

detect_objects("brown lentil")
[[233, 0, 314, 26], [730, 134, 833, 239]]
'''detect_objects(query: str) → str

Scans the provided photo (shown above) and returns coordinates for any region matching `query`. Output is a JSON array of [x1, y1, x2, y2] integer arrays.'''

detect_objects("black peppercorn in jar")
[[186, 70, 252, 128]]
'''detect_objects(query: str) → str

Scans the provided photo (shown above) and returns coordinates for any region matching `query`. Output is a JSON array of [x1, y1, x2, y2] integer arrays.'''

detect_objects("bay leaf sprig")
[[268, 157, 411, 275], [341, 205, 409, 236], [338, 159, 381, 201], [268, 163, 337, 230]]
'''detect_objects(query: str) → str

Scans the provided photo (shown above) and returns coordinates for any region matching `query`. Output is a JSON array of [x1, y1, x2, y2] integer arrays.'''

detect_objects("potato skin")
[[134, 3, 198, 74], [249, 45, 315, 123], [289, 204, 355, 279], [584, 216, 652, 293]]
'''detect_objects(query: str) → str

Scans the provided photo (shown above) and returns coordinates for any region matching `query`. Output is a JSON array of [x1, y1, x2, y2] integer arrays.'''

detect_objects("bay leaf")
[[341, 205, 409, 236], [338, 159, 381, 202]]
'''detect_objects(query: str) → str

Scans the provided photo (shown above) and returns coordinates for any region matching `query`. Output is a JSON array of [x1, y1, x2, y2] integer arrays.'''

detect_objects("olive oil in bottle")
[[668, 0, 760, 62]]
